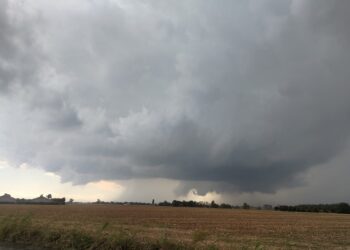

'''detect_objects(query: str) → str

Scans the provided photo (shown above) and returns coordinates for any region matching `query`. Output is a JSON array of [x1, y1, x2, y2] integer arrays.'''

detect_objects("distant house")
[[263, 204, 273, 210], [31, 195, 52, 204], [30, 195, 65, 205], [0, 193, 65, 205], [0, 193, 16, 204], [52, 198, 66, 204]]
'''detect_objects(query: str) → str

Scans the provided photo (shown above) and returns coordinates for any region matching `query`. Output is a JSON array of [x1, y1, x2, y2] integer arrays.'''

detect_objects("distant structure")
[[0, 193, 16, 204], [263, 204, 273, 210], [0, 193, 65, 205], [31, 194, 52, 204]]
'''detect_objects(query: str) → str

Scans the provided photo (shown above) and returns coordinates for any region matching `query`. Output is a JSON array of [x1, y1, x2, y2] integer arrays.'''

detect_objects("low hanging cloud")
[[1, 0, 350, 195]]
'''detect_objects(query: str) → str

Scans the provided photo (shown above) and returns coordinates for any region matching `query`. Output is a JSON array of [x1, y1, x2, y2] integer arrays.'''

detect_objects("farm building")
[[0, 193, 16, 204], [30, 195, 65, 205], [31, 195, 52, 203], [0, 194, 65, 205]]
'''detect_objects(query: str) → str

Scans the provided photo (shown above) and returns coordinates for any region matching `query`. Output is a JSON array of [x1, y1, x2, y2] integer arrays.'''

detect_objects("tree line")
[[274, 202, 350, 214], [91, 198, 350, 214], [158, 200, 245, 209]]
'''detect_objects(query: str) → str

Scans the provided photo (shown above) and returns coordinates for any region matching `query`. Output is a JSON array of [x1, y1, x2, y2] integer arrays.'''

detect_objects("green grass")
[[192, 230, 209, 244], [0, 214, 193, 250]]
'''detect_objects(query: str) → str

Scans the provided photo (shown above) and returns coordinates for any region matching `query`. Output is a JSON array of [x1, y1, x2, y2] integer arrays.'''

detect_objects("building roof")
[[0, 193, 16, 203], [31, 195, 51, 203]]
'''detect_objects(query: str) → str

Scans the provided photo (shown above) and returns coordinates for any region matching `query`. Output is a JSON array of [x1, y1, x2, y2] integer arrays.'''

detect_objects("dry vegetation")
[[0, 204, 350, 249]]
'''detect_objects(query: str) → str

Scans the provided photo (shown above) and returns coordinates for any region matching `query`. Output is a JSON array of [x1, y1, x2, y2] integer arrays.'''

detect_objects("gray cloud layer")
[[1, 0, 350, 195]]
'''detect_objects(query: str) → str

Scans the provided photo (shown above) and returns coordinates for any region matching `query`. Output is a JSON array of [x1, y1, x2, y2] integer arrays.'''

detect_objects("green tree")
[[243, 202, 250, 209], [210, 200, 219, 208]]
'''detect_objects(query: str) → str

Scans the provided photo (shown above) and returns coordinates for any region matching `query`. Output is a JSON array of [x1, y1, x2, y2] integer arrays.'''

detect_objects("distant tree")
[[220, 203, 232, 209], [172, 200, 182, 207], [187, 200, 196, 207], [210, 200, 219, 208], [243, 202, 250, 209], [158, 200, 171, 206], [69, 198, 74, 203], [152, 199, 155, 205], [336, 203, 350, 213], [47, 194, 52, 199], [274, 203, 350, 214], [97, 199, 101, 204]]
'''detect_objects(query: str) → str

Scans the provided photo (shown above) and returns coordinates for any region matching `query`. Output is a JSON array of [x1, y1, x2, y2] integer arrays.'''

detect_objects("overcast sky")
[[1, 0, 350, 205]]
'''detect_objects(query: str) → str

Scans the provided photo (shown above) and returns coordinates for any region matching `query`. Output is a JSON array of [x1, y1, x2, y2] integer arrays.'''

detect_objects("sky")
[[0, 0, 350, 205]]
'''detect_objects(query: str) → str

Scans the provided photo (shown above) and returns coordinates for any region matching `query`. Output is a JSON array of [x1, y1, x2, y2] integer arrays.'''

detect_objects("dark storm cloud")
[[0, 0, 42, 92], [1, 0, 350, 195]]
